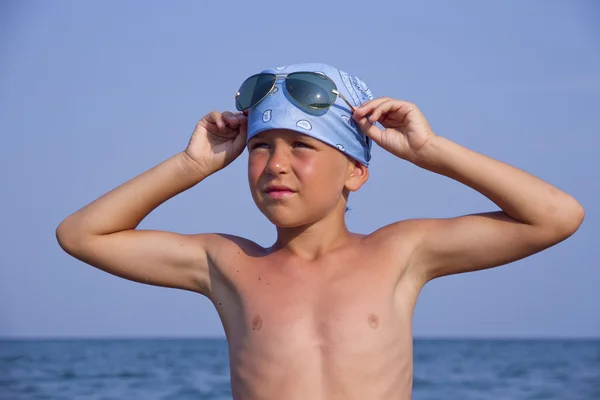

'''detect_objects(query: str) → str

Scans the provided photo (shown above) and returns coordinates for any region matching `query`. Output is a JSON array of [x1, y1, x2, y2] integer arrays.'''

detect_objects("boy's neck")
[[271, 210, 356, 260]]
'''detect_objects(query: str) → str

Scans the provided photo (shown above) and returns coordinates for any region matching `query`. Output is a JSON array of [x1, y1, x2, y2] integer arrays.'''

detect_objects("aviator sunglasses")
[[235, 72, 356, 112]]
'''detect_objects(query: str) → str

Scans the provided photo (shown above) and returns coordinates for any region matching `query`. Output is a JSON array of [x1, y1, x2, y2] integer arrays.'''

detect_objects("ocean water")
[[1, 339, 598, 399]]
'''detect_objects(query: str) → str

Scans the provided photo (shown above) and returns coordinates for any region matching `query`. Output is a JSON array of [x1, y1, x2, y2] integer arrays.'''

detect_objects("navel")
[[368, 313, 379, 329], [252, 315, 263, 331]]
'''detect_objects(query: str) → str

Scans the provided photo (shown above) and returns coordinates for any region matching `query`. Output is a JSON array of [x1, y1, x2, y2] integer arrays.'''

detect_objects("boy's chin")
[[263, 213, 311, 229], [258, 207, 317, 229]]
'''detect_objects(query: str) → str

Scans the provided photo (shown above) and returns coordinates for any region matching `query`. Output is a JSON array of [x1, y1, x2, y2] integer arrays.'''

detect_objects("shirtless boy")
[[56, 63, 584, 400]]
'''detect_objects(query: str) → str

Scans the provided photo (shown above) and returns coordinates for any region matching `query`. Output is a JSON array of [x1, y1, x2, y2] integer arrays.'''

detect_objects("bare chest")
[[214, 255, 412, 353], [211, 246, 417, 400]]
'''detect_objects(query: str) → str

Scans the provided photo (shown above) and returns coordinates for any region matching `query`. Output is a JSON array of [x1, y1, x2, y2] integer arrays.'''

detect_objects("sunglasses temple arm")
[[333, 90, 356, 112]]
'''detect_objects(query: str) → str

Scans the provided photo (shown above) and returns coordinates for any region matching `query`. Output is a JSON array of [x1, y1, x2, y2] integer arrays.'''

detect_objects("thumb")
[[233, 115, 248, 151], [354, 115, 384, 145]]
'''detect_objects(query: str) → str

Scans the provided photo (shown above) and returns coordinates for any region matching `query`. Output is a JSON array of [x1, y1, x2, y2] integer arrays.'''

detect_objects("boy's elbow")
[[56, 221, 72, 252], [56, 218, 84, 253], [548, 198, 585, 240], [565, 201, 585, 235]]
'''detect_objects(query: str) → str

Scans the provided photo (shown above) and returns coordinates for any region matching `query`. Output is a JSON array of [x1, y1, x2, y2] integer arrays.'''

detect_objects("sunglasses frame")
[[235, 72, 356, 112]]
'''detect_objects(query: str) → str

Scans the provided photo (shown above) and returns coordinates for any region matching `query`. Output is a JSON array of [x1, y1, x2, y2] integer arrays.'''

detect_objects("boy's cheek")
[[247, 157, 266, 179]]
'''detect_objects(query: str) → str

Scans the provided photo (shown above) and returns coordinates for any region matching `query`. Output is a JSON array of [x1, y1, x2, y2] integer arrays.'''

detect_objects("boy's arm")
[[405, 136, 584, 282], [56, 110, 248, 296], [353, 99, 584, 283], [56, 152, 215, 295]]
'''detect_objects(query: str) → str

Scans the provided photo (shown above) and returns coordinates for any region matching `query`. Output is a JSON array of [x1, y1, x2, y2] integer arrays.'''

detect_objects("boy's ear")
[[345, 160, 369, 192]]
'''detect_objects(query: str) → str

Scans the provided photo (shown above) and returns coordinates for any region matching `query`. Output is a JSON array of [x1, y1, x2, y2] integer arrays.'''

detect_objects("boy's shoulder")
[[198, 219, 432, 277], [201, 219, 430, 260], [202, 232, 267, 260], [368, 218, 431, 247]]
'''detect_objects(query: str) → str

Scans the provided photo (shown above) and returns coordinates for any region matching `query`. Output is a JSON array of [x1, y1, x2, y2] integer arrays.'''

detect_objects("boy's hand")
[[353, 98, 436, 163], [184, 111, 248, 175]]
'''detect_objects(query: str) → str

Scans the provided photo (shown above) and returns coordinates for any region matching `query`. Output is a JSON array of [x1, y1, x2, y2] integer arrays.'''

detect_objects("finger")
[[353, 97, 392, 118], [207, 110, 226, 130], [353, 97, 388, 115], [226, 111, 249, 128], [221, 114, 248, 137], [369, 100, 406, 124], [234, 116, 248, 148], [237, 113, 248, 128], [354, 113, 384, 143], [222, 111, 240, 128]]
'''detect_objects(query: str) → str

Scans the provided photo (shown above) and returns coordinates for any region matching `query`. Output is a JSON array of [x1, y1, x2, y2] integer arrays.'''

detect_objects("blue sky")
[[1, 0, 598, 339]]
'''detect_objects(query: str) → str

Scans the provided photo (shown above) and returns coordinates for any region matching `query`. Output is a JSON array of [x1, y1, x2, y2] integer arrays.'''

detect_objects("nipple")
[[368, 313, 379, 330], [252, 315, 263, 331]]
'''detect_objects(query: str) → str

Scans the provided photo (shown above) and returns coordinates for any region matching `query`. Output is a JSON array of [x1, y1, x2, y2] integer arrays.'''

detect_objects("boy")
[[56, 63, 584, 400]]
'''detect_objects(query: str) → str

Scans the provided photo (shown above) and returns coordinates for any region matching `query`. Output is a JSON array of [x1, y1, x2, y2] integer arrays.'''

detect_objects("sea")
[[1, 338, 598, 399]]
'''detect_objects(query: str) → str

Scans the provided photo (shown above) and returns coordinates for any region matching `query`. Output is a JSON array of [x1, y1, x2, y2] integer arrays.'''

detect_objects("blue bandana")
[[245, 63, 374, 166]]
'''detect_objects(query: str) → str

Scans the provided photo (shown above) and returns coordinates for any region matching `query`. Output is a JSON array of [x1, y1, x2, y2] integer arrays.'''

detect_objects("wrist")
[[411, 134, 445, 171], [177, 151, 212, 181]]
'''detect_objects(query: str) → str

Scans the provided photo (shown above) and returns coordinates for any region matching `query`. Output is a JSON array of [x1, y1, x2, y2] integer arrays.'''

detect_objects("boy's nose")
[[265, 147, 291, 175]]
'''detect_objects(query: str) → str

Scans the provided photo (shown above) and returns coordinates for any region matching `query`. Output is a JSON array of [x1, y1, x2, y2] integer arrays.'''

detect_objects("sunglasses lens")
[[285, 72, 337, 109], [235, 74, 276, 111]]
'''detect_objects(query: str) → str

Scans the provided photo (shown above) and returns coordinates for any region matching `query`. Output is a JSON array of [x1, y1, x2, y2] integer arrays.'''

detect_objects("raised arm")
[[353, 99, 584, 283], [404, 136, 583, 281], [56, 111, 248, 295]]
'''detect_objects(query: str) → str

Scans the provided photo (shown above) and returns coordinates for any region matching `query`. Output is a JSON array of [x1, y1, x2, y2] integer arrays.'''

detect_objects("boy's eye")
[[249, 141, 313, 150], [250, 142, 269, 150], [293, 142, 312, 149]]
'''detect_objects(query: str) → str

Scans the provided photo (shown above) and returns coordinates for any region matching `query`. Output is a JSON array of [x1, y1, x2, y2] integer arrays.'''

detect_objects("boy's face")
[[247, 129, 368, 227]]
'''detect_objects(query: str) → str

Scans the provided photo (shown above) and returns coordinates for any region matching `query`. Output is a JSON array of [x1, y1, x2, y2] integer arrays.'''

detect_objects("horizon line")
[[1, 335, 598, 341]]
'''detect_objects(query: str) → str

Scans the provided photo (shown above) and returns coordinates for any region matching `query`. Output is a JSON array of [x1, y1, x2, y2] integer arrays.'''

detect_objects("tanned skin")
[[56, 98, 584, 400]]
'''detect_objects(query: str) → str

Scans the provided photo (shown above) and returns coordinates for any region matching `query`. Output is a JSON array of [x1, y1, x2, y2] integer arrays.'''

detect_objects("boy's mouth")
[[264, 185, 296, 199]]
